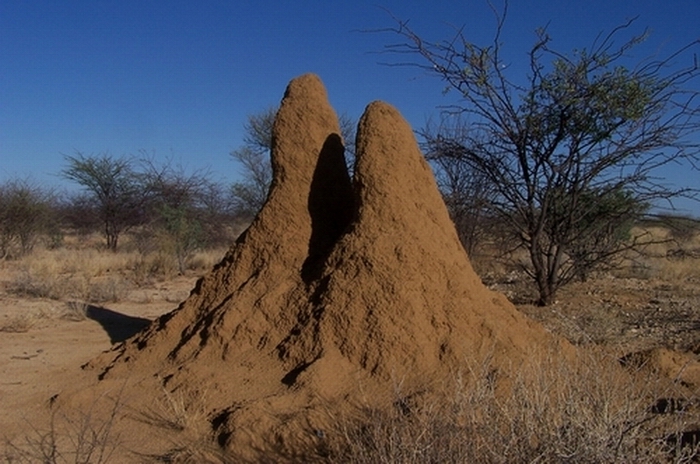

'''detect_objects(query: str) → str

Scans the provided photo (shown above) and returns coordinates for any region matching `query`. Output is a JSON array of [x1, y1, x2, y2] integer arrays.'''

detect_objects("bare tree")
[[196, 179, 239, 246], [384, 11, 700, 304], [422, 117, 497, 258], [0, 179, 54, 258], [61, 152, 146, 251], [230, 147, 273, 219], [140, 160, 213, 273], [230, 107, 356, 218]]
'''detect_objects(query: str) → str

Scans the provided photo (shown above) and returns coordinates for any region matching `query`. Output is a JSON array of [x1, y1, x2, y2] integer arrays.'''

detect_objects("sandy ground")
[[2, 260, 700, 460], [0, 273, 196, 452]]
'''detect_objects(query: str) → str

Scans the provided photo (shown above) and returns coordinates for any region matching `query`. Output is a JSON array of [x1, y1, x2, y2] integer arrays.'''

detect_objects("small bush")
[[88, 277, 129, 303], [61, 301, 89, 322], [3, 392, 123, 463], [0, 314, 36, 333], [0, 179, 56, 259]]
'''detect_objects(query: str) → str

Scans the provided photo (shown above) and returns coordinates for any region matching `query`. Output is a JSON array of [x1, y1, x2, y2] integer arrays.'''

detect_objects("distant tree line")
[[3, 15, 699, 307], [0, 154, 244, 272], [0, 106, 354, 269]]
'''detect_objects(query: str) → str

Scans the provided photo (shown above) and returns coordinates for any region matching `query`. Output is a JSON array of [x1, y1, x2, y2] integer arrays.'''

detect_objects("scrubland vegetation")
[[324, 352, 699, 463], [3, 8, 700, 461], [0, 239, 227, 336], [2, 207, 700, 462]]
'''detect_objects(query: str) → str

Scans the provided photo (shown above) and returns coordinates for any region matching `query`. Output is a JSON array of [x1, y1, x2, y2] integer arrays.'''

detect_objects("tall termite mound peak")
[[89, 73, 354, 386], [82, 73, 569, 456]]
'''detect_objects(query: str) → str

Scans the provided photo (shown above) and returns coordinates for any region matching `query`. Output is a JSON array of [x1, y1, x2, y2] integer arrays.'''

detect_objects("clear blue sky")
[[1, 0, 699, 214]]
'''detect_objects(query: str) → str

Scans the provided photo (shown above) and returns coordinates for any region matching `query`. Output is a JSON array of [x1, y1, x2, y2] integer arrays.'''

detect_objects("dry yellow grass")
[[10, 248, 130, 302], [6, 237, 228, 305], [619, 225, 700, 281], [3, 225, 699, 462], [324, 349, 699, 464], [655, 257, 700, 282], [0, 312, 38, 333]]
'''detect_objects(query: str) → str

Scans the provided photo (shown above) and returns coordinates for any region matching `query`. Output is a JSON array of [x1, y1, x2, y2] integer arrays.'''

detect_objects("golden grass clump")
[[0, 312, 38, 333], [6, 240, 228, 305], [323, 350, 699, 464], [655, 257, 700, 282], [10, 249, 131, 303]]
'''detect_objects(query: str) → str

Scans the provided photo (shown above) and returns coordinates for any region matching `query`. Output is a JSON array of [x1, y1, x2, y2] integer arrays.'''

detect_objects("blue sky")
[[1, 0, 699, 214]]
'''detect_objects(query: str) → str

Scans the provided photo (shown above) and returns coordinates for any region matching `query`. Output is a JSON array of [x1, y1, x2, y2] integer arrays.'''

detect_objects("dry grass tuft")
[[0, 307, 62, 332], [135, 385, 231, 464], [61, 301, 89, 322], [6, 244, 227, 306], [138, 384, 210, 434], [0, 314, 37, 333], [3, 391, 124, 464], [324, 350, 700, 463]]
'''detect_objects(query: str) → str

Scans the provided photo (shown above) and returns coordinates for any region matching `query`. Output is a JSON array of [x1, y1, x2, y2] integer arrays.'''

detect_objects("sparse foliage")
[[139, 157, 240, 272], [229, 146, 272, 219], [61, 153, 147, 251], [196, 179, 239, 247], [141, 161, 212, 274], [229, 106, 277, 219], [387, 12, 700, 304], [0, 179, 55, 258], [4, 392, 123, 464]]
